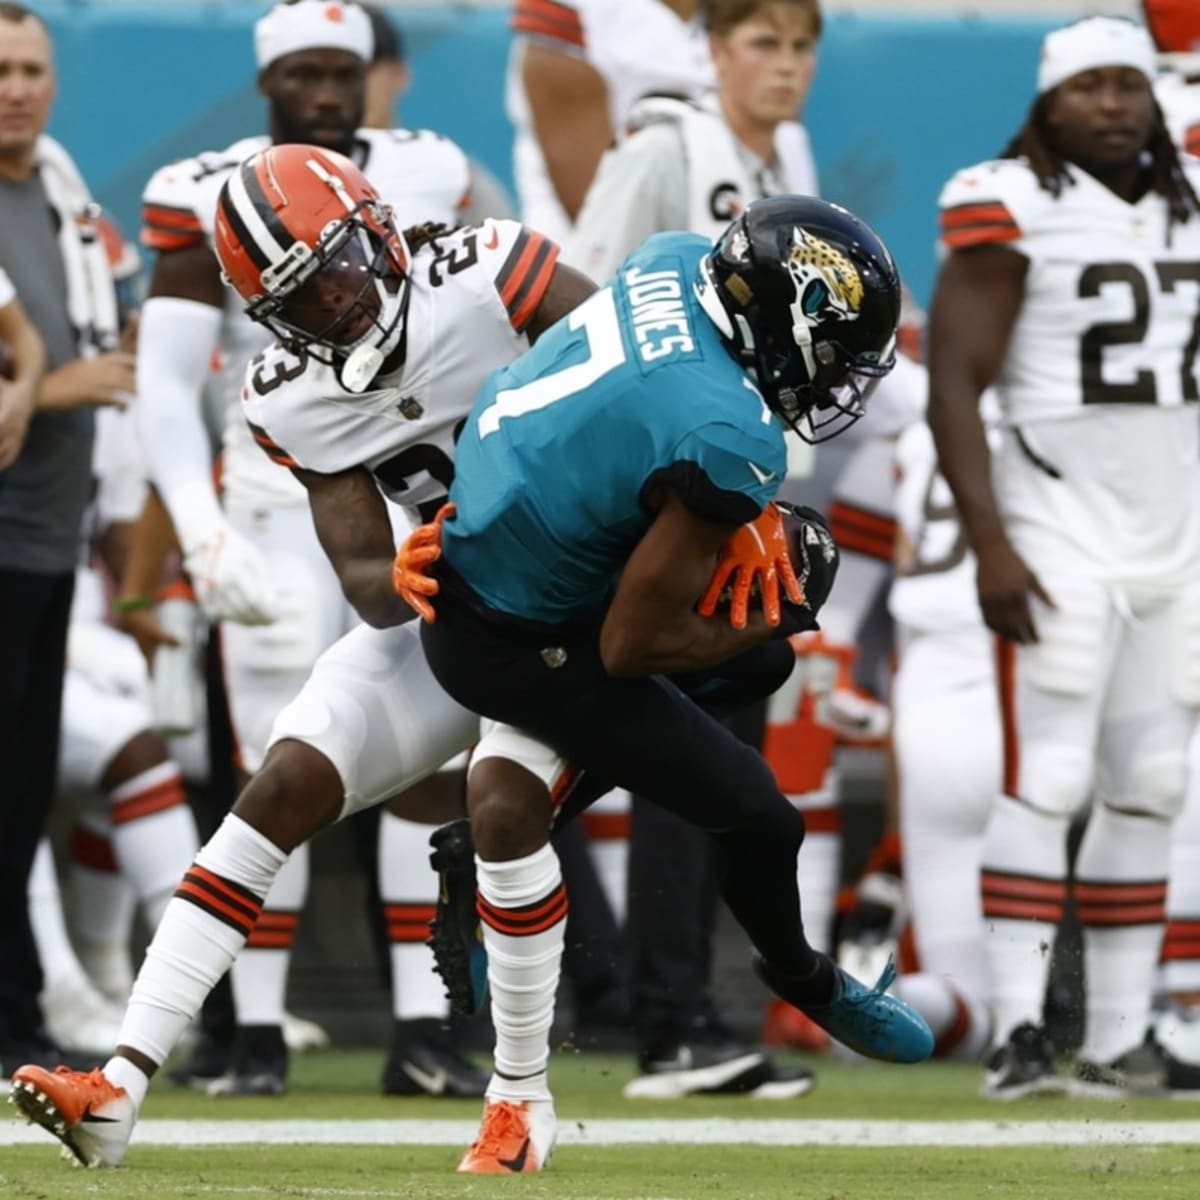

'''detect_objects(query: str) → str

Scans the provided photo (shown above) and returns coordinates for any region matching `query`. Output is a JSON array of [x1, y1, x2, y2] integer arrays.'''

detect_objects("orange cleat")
[[8, 1065, 134, 1167], [457, 1096, 556, 1173]]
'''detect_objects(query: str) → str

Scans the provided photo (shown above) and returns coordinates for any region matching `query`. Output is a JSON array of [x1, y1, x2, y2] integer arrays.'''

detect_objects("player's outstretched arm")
[[599, 486, 777, 677], [294, 463, 419, 628]]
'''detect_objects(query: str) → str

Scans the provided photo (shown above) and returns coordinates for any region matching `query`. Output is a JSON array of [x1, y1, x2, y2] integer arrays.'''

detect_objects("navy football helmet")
[[697, 195, 901, 442]]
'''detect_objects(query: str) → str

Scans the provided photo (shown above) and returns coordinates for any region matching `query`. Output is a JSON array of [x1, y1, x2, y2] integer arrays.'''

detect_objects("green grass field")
[[5, 1050, 1200, 1199]]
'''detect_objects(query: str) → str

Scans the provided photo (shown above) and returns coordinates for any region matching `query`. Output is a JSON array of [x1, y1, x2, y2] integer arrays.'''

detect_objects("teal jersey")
[[442, 231, 787, 623]]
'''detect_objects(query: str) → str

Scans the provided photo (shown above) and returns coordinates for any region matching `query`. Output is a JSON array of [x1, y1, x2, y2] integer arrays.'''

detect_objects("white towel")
[[35, 134, 118, 356]]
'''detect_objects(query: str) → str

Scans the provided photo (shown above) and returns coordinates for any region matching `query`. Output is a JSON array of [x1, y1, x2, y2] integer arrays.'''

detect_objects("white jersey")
[[241, 219, 558, 518], [140, 129, 471, 510], [1156, 70, 1200, 158], [938, 156, 1200, 583]]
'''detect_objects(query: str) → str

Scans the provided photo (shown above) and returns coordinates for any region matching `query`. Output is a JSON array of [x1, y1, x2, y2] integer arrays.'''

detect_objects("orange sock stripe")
[[186, 864, 263, 911], [254, 911, 301, 929], [1187, 124, 1200, 158], [175, 878, 261, 936], [828, 526, 894, 561], [1161, 921, 1200, 961], [245, 932, 296, 949], [387, 922, 433, 943], [111, 777, 187, 825], [67, 826, 118, 872], [1073, 880, 1168, 904], [384, 903, 437, 921], [981, 871, 1068, 901], [478, 887, 568, 936], [582, 810, 630, 841], [1077, 904, 1165, 927], [981, 897, 1065, 922]]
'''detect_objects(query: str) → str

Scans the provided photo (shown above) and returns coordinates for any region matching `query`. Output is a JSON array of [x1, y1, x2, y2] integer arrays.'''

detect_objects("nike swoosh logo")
[[80, 1113, 121, 1123], [498, 1136, 531, 1172], [401, 1061, 448, 1094], [748, 462, 774, 485], [483, 225, 500, 251]]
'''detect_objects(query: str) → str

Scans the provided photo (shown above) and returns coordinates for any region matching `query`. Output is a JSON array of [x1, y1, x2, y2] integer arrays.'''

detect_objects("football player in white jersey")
[[130, 0, 476, 1096], [928, 16, 1200, 1098], [8, 144, 600, 1173]]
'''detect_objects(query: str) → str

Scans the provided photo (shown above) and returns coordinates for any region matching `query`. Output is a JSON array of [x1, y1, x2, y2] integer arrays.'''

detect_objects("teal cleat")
[[752, 953, 934, 1064]]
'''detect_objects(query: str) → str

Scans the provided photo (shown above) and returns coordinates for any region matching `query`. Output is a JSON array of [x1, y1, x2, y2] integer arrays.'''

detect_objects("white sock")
[[1075, 805, 1169, 1063], [118, 814, 286, 1064], [379, 812, 445, 1021], [109, 762, 199, 932], [981, 795, 1069, 1043], [476, 843, 565, 1101], [103, 1054, 150, 1110], [231, 842, 308, 1028]]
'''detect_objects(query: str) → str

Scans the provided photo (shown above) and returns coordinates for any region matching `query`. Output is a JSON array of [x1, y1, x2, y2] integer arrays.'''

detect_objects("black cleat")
[[982, 1022, 1067, 1099], [167, 1027, 232, 1090], [205, 1024, 288, 1097], [428, 819, 488, 1017], [1074, 1030, 1200, 1099], [381, 1018, 488, 1098]]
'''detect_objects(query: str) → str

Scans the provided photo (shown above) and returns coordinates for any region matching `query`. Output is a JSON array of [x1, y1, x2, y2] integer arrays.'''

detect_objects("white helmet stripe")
[[225, 165, 289, 266]]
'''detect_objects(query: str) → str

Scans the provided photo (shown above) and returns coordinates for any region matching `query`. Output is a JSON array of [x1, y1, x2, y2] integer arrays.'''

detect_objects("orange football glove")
[[698, 502, 804, 630], [392, 502, 456, 623]]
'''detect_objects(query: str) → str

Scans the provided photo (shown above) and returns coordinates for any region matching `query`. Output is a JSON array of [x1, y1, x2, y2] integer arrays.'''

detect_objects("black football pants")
[[0, 568, 74, 1044], [420, 590, 818, 979]]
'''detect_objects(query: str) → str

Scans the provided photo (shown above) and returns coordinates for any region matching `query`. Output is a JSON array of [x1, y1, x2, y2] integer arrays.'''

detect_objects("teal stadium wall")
[[35, 3, 1065, 305]]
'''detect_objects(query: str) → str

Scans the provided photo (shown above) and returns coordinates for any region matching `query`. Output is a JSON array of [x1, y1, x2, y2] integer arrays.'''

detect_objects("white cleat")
[[8, 1065, 135, 1167], [283, 1011, 330, 1053]]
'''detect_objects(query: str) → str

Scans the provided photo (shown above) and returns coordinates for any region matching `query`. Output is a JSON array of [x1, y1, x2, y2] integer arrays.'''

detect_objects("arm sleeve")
[[511, 0, 585, 53], [479, 220, 562, 334], [563, 126, 682, 285], [134, 295, 224, 532], [937, 161, 1034, 253], [141, 160, 207, 253]]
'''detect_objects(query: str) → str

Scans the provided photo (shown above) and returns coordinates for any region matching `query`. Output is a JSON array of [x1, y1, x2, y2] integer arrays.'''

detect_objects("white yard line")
[[3, 1117, 1200, 1148]]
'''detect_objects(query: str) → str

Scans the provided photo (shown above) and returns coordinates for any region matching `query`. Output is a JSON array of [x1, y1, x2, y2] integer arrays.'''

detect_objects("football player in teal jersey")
[[406, 197, 934, 1171]]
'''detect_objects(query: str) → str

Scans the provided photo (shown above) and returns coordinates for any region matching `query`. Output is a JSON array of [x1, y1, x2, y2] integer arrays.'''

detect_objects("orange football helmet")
[[1144, 0, 1200, 54], [214, 143, 411, 392]]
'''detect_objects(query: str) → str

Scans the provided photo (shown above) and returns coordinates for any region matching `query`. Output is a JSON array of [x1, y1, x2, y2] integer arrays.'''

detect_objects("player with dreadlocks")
[[927, 16, 1200, 1099]]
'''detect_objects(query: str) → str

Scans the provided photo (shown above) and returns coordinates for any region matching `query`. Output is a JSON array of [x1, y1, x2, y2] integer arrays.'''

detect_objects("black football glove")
[[774, 503, 840, 637]]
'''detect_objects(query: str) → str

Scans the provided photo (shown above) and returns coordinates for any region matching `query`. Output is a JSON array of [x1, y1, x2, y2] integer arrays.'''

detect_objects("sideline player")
[[928, 16, 1200, 1097]]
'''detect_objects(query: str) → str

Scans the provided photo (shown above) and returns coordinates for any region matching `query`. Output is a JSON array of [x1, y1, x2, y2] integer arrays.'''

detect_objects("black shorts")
[[420, 579, 790, 834]]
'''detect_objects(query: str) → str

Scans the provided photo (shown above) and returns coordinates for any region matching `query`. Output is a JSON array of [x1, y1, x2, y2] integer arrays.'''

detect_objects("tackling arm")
[[524, 260, 596, 342], [294, 463, 419, 629]]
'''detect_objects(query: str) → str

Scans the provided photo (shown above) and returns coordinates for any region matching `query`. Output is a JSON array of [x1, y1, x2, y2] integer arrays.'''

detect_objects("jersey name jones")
[[624, 266, 695, 363]]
